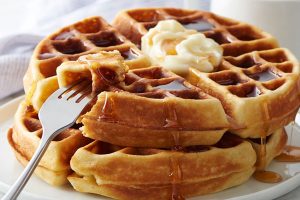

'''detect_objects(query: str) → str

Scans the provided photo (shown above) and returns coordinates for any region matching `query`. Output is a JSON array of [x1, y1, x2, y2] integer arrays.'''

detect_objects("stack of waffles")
[[7, 8, 300, 200]]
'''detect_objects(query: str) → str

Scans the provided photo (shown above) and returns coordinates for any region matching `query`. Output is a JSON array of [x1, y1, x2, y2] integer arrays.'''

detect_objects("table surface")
[[1, 92, 300, 199]]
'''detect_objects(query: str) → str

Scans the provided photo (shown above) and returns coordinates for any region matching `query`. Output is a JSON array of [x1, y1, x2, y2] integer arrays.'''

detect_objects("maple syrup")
[[253, 170, 282, 183], [246, 87, 262, 97], [251, 101, 283, 183], [163, 103, 185, 199], [169, 156, 185, 200], [205, 31, 231, 44], [155, 80, 188, 91], [216, 78, 239, 86], [260, 136, 267, 168], [53, 39, 86, 54], [247, 70, 278, 82], [182, 19, 214, 32], [88, 31, 122, 47], [253, 132, 283, 183], [164, 102, 181, 130], [99, 93, 116, 122], [96, 68, 117, 84]]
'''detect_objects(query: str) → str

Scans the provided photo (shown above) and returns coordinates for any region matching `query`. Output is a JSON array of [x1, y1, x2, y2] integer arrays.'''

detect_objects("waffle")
[[24, 16, 150, 110], [113, 8, 278, 56], [188, 48, 300, 138], [68, 133, 256, 199], [56, 51, 229, 147], [7, 101, 91, 185]]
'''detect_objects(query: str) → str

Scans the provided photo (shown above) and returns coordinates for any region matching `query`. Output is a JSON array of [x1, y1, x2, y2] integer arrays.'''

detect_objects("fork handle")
[[2, 137, 52, 200]]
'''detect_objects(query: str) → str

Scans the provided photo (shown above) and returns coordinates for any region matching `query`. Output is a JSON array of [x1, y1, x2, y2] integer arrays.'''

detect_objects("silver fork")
[[2, 80, 95, 200]]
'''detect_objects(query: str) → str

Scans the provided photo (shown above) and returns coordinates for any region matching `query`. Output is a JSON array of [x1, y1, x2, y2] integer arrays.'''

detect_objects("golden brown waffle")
[[56, 51, 229, 147], [68, 133, 256, 199], [7, 101, 91, 185], [113, 8, 278, 56], [24, 16, 150, 109], [188, 48, 300, 138], [68, 170, 253, 200]]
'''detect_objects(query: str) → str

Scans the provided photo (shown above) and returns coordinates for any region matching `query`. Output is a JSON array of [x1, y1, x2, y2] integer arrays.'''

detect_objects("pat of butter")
[[141, 20, 223, 75]]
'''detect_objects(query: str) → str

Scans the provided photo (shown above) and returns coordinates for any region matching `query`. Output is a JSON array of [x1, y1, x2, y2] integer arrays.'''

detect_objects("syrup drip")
[[164, 103, 180, 129], [253, 135, 283, 183], [260, 136, 267, 169], [247, 70, 278, 82], [169, 157, 185, 200], [99, 93, 116, 122], [182, 20, 214, 32], [252, 101, 283, 183], [164, 103, 185, 199], [155, 80, 188, 91]]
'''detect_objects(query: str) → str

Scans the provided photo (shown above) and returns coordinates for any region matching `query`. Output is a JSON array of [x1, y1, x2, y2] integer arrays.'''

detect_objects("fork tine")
[[68, 83, 93, 104], [76, 87, 94, 104], [60, 80, 91, 100]]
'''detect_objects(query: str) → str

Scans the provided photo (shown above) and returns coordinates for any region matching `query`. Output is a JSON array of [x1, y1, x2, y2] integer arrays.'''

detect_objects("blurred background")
[[0, 0, 299, 100]]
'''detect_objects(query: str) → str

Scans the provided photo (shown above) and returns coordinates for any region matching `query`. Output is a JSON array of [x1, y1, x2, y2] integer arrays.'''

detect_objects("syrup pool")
[[182, 19, 214, 32]]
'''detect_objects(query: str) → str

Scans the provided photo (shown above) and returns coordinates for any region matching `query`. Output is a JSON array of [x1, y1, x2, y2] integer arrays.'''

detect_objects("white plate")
[[1, 97, 300, 200]]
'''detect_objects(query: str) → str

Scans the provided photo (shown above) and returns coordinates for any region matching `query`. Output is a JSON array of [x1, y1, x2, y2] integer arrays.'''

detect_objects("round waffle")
[[7, 101, 91, 185], [68, 133, 256, 199]]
